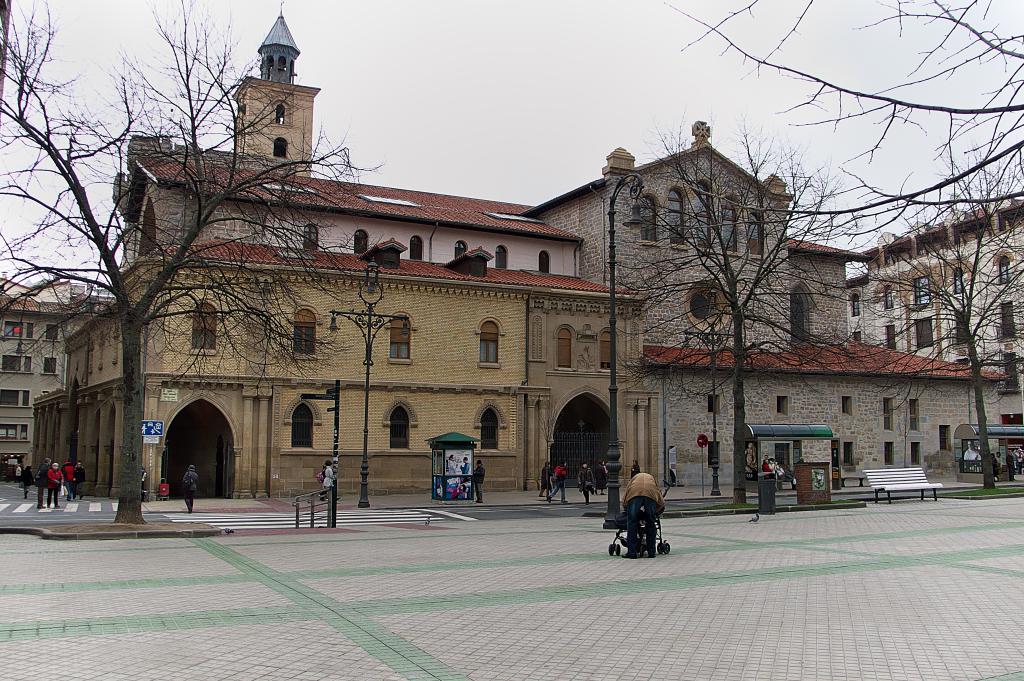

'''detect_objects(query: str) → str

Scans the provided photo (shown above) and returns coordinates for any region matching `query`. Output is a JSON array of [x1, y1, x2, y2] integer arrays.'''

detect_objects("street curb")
[[0, 525, 221, 540], [580, 501, 867, 519], [941, 492, 1024, 500]]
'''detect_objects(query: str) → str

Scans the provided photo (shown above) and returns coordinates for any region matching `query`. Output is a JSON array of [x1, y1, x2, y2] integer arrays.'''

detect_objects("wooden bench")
[[863, 467, 943, 503], [841, 474, 868, 488]]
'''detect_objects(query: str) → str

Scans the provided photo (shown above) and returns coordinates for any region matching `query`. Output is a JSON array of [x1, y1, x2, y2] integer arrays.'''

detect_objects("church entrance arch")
[[165, 399, 234, 498], [550, 392, 609, 483]]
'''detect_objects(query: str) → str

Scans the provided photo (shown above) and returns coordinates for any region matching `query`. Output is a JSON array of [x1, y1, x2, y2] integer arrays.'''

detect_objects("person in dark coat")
[[182, 465, 199, 513], [35, 458, 51, 509], [472, 460, 485, 503], [20, 464, 34, 499], [577, 463, 596, 505], [538, 462, 552, 499], [594, 461, 607, 495], [74, 463, 86, 499]]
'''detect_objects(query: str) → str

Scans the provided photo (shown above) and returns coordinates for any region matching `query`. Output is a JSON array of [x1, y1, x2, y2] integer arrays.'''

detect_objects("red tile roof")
[[643, 342, 1001, 380], [136, 158, 580, 241], [186, 240, 613, 294], [786, 239, 871, 261]]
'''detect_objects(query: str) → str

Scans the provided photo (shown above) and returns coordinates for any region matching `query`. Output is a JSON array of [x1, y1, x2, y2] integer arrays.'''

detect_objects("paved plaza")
[[2, 498, 1024, 680]]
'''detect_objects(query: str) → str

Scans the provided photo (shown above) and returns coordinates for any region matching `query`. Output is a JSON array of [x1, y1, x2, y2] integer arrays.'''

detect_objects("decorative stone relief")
[[530, 315, 544, 360]]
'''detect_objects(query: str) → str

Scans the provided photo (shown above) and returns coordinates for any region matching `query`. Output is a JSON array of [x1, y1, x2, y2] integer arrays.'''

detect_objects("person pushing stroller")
[[622, 472, 665, 559]]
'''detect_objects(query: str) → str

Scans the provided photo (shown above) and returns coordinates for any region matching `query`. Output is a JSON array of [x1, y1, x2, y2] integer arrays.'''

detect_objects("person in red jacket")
[[62, 460, 76, 501], [546, 462, 569, 504], [46, 462, 63, 508]]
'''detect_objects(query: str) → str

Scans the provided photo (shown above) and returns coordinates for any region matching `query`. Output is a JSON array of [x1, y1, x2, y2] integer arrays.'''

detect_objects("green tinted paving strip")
[[0, 574, 254, 596]]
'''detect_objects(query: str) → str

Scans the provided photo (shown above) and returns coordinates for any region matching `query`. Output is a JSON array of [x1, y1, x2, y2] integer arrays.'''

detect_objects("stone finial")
[[764, 174, 788, 195], [602, 147, 636, 177], [691, 121, 711, 148]]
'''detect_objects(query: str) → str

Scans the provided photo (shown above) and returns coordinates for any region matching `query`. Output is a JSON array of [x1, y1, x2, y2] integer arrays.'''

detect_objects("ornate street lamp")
[[330, 262, 409, 508], [603, 173, 645, 529]]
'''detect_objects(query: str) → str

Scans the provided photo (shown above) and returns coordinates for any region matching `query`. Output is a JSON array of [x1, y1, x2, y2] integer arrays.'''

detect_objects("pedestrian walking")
[[46, 462, 62, 508], [539, 462, 552, 498], [594, 461, 607, 495], [74, 462, 86, 499], [546, 462, 568, 504], [20, 464, 33, 499], [667, 445, 678, 487], [577, 463, 596, 504], [319, 459, 336, 500], [181, 464, 199, 513], [472, 459, 485, 503], [62, 460, 75, 501], [630, 461, 641, 478], [14, 464, 22, 483], [140, 467, 148, 501], [35, 459, 50, 509]]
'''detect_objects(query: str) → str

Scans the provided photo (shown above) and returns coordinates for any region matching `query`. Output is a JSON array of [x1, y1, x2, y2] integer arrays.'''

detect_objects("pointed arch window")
[[353, 229, 368, 254], [273, 137, 288, 158], [639, 196, 658, 242], [455, 240, 468, 258], [141, 199, 158, 255], [556, 328, 573, 368], [599, 329, 611, 369], [293, 309, 316, 354], [275, 103, 286, 125], [667, 190, 684, 244], [303, 223, 318, 251], [409, 235, 423, 260], [495, 245, 508, 269], [290, 404, 313, 448], [999, 256, 1011, 284], [479, 321, 499, 363], [538, 250, 550, 273], [389, 406, 409, 448], [790, 288, 812, 341], [480, 409, 499, 449], [389, 318, 410, 359], [192, 303, 217, 351]]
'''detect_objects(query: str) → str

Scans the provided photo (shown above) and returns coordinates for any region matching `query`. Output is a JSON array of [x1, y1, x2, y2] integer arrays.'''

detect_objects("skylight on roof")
[[358, 194, 420, 207], [483, 212, 541, 223]]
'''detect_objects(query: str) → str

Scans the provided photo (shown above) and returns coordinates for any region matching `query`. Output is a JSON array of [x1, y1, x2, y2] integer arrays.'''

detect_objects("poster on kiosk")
[[429, 432, 478, 501]]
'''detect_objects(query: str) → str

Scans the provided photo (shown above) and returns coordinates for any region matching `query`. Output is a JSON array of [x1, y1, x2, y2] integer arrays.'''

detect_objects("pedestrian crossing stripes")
[[0, 501, 121, 514], [160, 509, 468, 531]]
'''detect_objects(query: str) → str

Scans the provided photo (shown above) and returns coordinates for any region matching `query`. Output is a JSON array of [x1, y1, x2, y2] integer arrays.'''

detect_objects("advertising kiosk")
[[429, 432, 478, 502]]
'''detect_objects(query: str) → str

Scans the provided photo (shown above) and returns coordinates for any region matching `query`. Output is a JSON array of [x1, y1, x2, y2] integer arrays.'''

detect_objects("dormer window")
[[360, 239, 406, 268], [446, 247, 492, 277], [380, 250, 400, 268]]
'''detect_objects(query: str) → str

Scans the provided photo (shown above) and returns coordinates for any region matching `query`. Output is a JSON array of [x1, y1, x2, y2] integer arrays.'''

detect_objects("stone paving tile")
[[302, 546, 846, 603], [843, 527, 1024, 556], [0, 621, 403, 681], [0, 581, 289, 623], [4, 544, 240, 584], [377, 563, 1024, 681]]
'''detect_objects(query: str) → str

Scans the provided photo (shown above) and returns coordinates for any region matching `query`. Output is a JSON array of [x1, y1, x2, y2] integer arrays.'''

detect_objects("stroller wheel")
[[663, 542, 671, 554], [608, 543, 615, 556], [656, 542, 665, 554], [614, 543, 621, 555]]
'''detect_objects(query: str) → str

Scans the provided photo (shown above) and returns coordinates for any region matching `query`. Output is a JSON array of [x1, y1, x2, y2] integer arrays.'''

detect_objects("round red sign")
[[696, 433, 709, 448]]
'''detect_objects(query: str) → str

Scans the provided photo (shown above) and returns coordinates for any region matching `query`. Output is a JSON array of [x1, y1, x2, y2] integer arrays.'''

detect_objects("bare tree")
[[625, 125, 854, 503], [864, 161, 1024, 487], [674, 1, 1024, 220], [0, 5, 357, 523]]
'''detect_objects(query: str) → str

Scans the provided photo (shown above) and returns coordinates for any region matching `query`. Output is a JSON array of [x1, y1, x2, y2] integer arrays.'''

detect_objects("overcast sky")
[[7, 0, 1023, 250]]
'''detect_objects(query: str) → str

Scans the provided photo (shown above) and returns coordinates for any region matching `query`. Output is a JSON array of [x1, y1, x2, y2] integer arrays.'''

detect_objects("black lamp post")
[[330, 262, 409, 508], [603, 173, 645, 530]]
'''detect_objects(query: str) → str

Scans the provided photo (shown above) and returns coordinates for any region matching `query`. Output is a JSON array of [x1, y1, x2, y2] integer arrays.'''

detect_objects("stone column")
[[108, 400, 123, 497], [253, 393, 271, 498], [234, 389, 255, 498]]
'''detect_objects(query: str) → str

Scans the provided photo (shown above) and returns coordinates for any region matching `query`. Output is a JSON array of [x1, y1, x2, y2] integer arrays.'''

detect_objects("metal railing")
[[293, 489, 330, 528]]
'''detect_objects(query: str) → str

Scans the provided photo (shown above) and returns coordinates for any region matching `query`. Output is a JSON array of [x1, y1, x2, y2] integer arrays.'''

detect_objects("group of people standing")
[[540, 460, 643, 504], [16, 459, 86, 508]]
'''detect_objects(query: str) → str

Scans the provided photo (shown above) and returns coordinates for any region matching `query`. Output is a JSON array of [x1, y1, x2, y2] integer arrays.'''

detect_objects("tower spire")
[[258, 13, 300, 83]]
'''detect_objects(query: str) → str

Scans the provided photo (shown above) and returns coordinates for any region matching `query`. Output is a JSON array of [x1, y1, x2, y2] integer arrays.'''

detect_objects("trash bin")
[[757, 474, 777, 515]]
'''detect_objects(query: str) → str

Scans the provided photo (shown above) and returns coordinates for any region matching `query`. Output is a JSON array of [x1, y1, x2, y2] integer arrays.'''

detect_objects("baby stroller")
[[608, 510, 670, 557]]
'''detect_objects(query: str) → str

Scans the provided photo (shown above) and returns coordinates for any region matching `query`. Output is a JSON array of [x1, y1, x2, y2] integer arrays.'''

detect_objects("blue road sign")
[[141, 420, 164, 437]]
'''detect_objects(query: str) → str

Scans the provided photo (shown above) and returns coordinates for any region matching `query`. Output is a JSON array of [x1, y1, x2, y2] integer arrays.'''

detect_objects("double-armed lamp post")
[[603, 173, 645, 530], [330, 262, 408, 509]]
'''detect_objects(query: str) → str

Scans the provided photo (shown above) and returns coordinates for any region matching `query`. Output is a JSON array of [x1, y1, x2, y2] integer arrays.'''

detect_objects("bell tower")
[[235, 13, 320, 168]]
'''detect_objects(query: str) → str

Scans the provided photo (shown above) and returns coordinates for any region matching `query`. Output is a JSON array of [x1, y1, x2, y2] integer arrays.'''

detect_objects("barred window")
[[389, 406, 409, 449], [480, 409, 499, 449], [291, 404, 313, 448]]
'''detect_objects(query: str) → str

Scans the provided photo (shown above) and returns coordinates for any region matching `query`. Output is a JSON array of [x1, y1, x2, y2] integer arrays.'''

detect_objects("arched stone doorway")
[[165, 399, 234, 498], [550, 393, 610, 482]]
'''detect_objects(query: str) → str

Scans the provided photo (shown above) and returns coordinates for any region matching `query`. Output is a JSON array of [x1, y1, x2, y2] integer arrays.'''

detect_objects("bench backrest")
[[863, 467, 930, 486]]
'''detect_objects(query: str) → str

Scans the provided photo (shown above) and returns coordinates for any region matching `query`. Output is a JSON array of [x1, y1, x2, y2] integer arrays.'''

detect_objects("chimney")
[[602, 147, 635, 177]]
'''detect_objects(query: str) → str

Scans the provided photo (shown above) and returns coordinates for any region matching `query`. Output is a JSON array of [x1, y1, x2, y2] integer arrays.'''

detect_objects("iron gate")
[[550, 431, 609, 483]]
